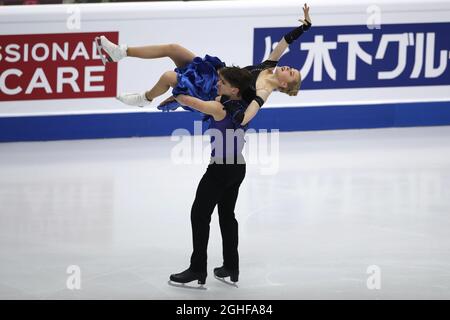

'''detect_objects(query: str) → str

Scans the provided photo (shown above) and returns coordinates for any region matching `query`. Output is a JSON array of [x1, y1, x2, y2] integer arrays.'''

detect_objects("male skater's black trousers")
[[189, 162, 246, 273]]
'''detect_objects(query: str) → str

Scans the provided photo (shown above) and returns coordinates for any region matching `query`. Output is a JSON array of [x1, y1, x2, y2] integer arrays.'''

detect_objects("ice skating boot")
[[116, 92, 152, 107], [94, 35, 127, 65], [168, 268, 207, 290], [213, 266, 239, 287]]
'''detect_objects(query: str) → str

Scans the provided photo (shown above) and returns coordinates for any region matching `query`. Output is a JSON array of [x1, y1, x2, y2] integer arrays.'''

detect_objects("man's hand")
[[298, 3, 311, 25], [174, 94, 225, 118]]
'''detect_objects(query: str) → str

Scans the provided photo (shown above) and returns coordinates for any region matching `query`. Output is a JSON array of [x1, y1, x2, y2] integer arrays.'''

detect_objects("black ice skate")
[[213, 266, 239, 287], [168, 268, 207, 290]]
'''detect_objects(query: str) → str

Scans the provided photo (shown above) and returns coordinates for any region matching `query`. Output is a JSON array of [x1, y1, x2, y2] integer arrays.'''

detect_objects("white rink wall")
[[1, 0, 450, 116], [1, 0, 450, 142]]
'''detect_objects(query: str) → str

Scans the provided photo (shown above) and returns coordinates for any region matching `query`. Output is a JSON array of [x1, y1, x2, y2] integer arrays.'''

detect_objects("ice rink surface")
[[1, 126, 450, 300]]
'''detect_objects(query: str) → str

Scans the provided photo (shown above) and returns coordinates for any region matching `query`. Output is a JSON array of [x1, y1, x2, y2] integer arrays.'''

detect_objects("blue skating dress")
[[157, 55, 225, 112]]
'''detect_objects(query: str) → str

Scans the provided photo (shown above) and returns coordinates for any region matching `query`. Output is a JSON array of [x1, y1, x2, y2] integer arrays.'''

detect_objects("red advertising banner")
[[0, 32, 118, 102]]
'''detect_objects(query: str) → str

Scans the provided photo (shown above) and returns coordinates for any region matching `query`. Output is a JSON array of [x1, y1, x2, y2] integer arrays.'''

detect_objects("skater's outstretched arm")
[[175, 94, 225, 119], [268, 3, 312, 61], [241, 88, 270, 126]]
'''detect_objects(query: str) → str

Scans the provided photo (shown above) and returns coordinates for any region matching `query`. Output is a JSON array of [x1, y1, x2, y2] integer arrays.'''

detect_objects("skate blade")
[[94, 37, 107, 65], [167, 280, 207, 290], [214, 276, 239, 288], [94, 36, 113, 65]]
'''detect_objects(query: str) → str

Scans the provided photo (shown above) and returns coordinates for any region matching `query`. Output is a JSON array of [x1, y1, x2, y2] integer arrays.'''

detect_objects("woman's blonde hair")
[[278, 73, 302, 96]]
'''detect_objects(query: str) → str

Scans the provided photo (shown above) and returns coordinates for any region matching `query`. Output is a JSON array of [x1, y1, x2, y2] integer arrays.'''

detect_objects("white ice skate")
[[94, 35, 127, 65], [116, 92, 152, 108]]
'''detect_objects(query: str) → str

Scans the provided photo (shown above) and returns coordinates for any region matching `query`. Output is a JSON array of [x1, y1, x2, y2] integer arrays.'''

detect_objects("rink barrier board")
[[1, 101, 450, 142]]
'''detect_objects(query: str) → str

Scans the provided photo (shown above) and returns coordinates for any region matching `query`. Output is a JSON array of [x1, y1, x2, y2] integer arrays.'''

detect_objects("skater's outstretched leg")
[[97, 36, 196, 68], [128, 43, 196, 68], [116, 71, 177, 107], [97, 36, 193, 108]]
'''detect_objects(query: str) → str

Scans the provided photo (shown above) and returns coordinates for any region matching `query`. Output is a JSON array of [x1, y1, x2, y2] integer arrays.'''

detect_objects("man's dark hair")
[[218, 67, 252, 98]]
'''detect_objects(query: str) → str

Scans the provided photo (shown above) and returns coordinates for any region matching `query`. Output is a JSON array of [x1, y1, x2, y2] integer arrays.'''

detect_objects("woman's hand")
[[298, 3, 311, 25], [158, 95, 176, 107], [174, 94, 188, 106]]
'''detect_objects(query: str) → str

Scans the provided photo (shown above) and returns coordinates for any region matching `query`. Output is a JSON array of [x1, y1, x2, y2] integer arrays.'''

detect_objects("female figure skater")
[[96, 3, 312, 122]]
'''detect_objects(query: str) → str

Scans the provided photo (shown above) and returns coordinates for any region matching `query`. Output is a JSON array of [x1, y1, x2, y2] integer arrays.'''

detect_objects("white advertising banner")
[[1, 0, 450, 117]]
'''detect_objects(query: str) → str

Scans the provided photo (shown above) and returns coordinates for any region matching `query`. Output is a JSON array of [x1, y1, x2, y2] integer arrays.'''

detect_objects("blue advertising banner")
[[253, 22, 450, 90]]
